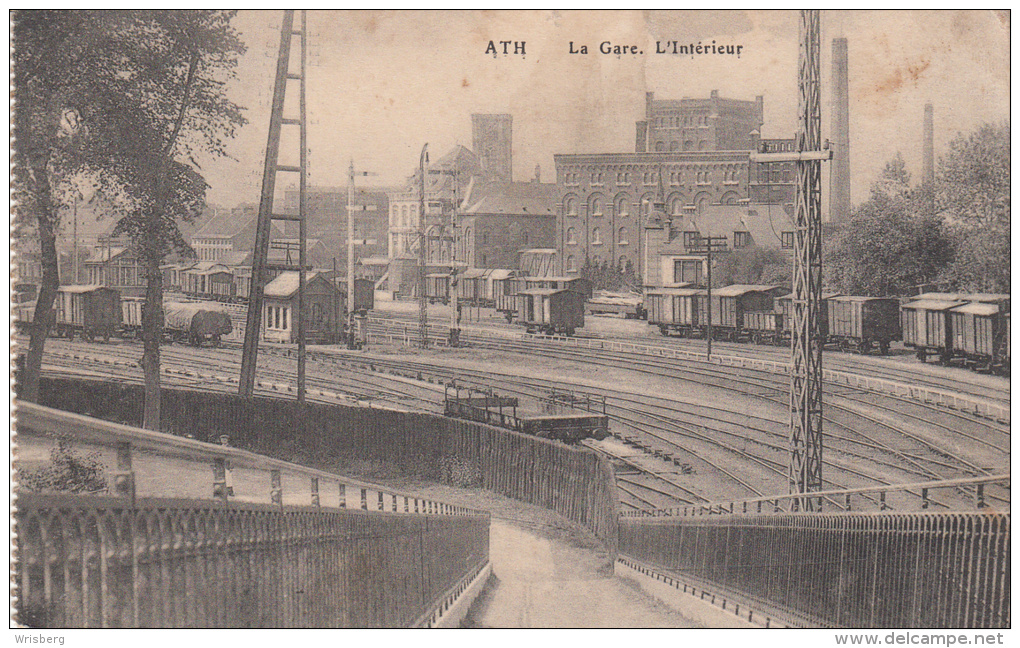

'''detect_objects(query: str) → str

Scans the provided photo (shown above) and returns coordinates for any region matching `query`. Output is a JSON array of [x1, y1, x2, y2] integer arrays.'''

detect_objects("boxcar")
[[483, 270, 515, 306], [518, 288, 585, 336], [121, 296, 145, 337], [827, 296, 901, 354], [493, 274, 523, 321], [207, 270, 236, 302], [523, 276, 593, 299], [645, 287, 704, 337], [696, 285, 785, 340], [775, 292, 840, 342], [352, 277, 375, 313], [744, 311, 785, 345], [456, 268, 487, 304], [901, 298, 965, 364], [235, 269, 251, 302], [949, 301, 1008, 372], [425, 273, 451, 304], [54, 285, 122, 341]]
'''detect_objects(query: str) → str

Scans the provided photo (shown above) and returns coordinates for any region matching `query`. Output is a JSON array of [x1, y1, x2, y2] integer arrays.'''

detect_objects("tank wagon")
[[54, 285, 122, 342], [163, 302, 232, 347], [518, 288, 585, 336]]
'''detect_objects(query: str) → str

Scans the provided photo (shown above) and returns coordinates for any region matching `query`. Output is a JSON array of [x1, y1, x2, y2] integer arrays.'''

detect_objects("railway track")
[[26, 333, 1009, 511]]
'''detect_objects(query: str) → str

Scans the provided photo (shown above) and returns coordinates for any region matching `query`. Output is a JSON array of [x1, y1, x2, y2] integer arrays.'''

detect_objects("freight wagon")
[[518, 288, 585, 336], [121, 296, 145, 337], [901, 298, 965, 364], [586, 293, 647, 319], [827, 296, 901, 355], [54, 285, 122, 342], [743, 310, 785, 345], [163, 302, 232, 347], [523, 276, 593, 299], [695, 285, 786, 341], [774, 292, 841, 342], [493, 274, 524, 322], [425, 273, 451, 304], [645, 287, 704, 337]]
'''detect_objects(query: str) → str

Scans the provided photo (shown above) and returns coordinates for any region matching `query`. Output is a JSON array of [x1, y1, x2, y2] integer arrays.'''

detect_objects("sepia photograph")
[[9, 9, 1011, 637]]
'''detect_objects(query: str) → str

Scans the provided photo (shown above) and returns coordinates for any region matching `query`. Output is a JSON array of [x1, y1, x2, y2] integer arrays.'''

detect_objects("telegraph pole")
[[751, 9, 831, 503], [239, 9, 309, 402], [692, 235, 728, 361], [417, 144, 429, 348]]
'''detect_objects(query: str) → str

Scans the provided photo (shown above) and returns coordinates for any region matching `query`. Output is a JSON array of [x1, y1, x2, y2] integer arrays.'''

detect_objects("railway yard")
[[24, 296, 1010, 516]]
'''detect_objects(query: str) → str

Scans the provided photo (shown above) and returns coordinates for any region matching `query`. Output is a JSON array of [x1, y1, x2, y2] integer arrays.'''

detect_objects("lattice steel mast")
[[751, 10, 830, 502], [790, 9, 824, 498], [239, 10, 309, 401]]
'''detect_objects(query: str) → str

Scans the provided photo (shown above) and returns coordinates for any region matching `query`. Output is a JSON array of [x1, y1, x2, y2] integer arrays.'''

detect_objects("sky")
[[199, 10, 1010, 211]]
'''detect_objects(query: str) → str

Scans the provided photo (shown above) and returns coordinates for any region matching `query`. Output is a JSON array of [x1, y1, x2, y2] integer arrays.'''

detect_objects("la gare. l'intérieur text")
[[483, 40, 744, 57]]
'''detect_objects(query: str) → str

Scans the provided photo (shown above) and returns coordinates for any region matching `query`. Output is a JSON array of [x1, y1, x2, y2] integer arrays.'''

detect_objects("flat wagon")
[[827, 296, 901, 354], [54, 285, 122, 342], [518, 288, 585, 336]]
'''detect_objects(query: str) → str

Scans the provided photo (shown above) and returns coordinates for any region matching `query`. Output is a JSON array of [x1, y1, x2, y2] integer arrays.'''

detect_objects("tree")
[[824, 153, 954, 295], [12, 11, 246, 429], [715, 245, 791, 287], [936, 122, 1010, 292]]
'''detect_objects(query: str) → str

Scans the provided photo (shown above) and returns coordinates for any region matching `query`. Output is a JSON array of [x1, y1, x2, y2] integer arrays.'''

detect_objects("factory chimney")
[[921, 102, 935, 216], [829, 37, 850, 223]]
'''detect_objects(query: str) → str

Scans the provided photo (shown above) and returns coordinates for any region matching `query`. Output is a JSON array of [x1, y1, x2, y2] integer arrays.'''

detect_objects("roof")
[[84, 247, 130, 264], [902, 299, 965, 311], [218, 250, 252, 266], [520, 288, 571, 296], [192, 209, 256, 239], [777, 292, 842, 301], [911, 292, 1010, 303], [264, 271, 333, 298], [658, 203, 795, 254], [525, 276, 580, 283], [460, 269, 487, 279], [487, 269, 515, 280], [829, 295, 897, 303], [952, 302, 1001, 316], [461, 181, 559, 216], [647, 287, 703, 296], [58, 284, 112, 294], [712, 284, 779, 297]]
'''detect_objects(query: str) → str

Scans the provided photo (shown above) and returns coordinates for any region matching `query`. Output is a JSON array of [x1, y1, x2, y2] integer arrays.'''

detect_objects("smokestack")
[[922, 103, 935, 188], [829, 37, 850, 223]]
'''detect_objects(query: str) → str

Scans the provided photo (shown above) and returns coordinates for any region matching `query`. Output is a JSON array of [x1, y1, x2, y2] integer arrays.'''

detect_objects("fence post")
[[975, 484, 986, 509], [271, 469, 282, 506], [338, 483, 346, 508], [113, 441, 136, 504], [213, 458, 229, 502], [310, 478, 320, 507], [361, 488, 368, 510]]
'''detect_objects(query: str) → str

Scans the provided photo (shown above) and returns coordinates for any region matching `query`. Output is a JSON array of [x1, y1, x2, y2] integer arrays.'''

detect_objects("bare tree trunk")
[[20, 174, 58, 403], [141, 252, 163, 430]]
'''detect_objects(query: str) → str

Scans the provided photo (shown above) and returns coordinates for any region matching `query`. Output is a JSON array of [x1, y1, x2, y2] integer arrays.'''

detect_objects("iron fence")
[[619, 511, 1010, 628], [14, 493, 489, 628]]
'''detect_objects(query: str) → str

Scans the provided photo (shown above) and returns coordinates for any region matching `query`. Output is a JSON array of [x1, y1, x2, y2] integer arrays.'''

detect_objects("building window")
[[683, 231, 701, 249], [618, 227, 629, 245], [782, 168, 791, 182], [619, 255, 629, 269], [734, 231, 751, 249], [781, 231, 795, 249], [655, 141, 665, 152], [684, 140, 693, 150], [482, 231, 488, 245], [592, 227, 602, 245], [674, 259, 703, 284], [566, 227, 577, 245], [670, 197, 683, 215], [481, 253, 487, 266], [566, 255, 577, 272], [669, 141, 679, 152], [591, 198, 603, 217], [523, 230, 529, 245], [616, 196, 629, 216], [566, 196, 577, 215]]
